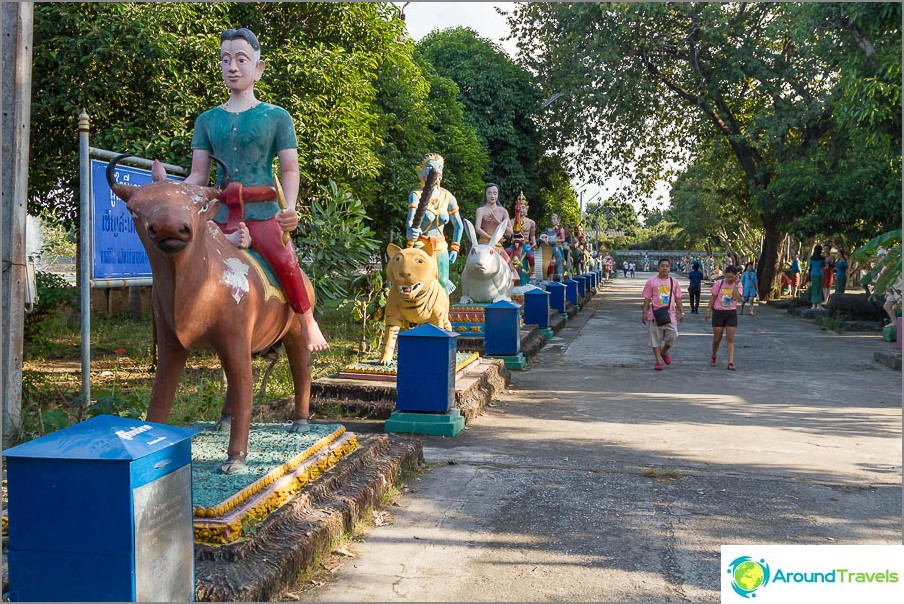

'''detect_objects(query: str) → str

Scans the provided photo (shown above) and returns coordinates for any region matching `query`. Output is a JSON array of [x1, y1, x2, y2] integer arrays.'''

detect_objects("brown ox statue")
[[106, 154, 313, 473]]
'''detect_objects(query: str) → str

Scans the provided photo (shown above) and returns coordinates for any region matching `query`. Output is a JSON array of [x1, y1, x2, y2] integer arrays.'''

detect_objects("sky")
[[395, 1, 671, 218]]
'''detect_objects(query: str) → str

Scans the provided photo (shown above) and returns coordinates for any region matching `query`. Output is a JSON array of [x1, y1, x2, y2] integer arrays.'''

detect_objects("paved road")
[[299, 274, 902, 602]]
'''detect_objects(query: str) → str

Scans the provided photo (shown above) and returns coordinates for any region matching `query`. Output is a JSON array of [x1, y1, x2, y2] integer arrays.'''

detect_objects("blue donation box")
[[546, 281, 566, 314], [574, 275, 587, 298], [484, 300, 521, 356], [396, 323, 457, 413], [564, 279, 579, 305], [522, 288, 550, 329], [3, 415, 199, 602]]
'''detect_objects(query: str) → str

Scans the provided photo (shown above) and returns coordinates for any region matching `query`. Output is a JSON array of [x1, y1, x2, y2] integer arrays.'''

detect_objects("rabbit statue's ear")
[[489, 217, 508, 248], [464, 219, 478, 247]]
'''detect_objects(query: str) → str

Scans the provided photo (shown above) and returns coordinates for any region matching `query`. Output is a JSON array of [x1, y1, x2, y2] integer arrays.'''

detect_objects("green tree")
[[29, 2, 412, 224], [414, 55, 490, 235], [416, 27, 546, 208], [584, 200, 640, 249], [509, 2, 901, 297]]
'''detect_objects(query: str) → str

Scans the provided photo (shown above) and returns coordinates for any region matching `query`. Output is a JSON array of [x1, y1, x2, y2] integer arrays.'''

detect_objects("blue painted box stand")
[[484, 300, 527, 370], [574, 275, 587, 299], [545, 281, 567, 321], [385, 323, 464, 437], [523, 287, 553, 339], [564, 279, 580, 310], [2, 415, 199, 602]]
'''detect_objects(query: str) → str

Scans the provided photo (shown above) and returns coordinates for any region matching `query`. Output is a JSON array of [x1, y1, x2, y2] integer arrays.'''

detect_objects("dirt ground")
[[294, 274, 902, 602]]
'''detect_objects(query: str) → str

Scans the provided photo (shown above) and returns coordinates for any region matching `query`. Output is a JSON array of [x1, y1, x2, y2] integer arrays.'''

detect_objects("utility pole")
[[1, 2, 34, 443]]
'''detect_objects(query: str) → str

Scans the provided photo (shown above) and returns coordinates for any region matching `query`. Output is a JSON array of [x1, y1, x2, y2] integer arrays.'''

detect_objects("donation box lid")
[[398, 322, 458, 340], [2, 414, 199, 461]]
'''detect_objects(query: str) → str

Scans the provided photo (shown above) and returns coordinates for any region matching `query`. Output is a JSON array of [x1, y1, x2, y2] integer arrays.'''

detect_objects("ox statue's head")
[[106, 154, 224, 254]]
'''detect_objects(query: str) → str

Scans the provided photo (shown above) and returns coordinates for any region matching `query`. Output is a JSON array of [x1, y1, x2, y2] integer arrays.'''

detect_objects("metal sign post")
[[77, 112, 186, 406]]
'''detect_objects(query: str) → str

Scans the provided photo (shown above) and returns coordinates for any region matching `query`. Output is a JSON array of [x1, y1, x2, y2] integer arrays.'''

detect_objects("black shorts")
[[712, 308, 738, 328]]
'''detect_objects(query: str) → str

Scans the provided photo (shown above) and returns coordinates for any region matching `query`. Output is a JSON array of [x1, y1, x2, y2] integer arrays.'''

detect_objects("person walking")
[[705, 265, 743, 371], [687, 261, 704, 313], [834, 249, 849, 295], [641, 258, 685, 371], [789, 251, 802, 298], [739, 261, 758, 316], [822, 245, 836, 304], [801, 245, 825, 309], [629, 262, 636, 278]]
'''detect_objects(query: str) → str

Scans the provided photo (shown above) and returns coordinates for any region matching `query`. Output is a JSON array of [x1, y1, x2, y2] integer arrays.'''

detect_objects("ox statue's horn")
[[210, 155, 231, 185], [106, 153, 137, 201]]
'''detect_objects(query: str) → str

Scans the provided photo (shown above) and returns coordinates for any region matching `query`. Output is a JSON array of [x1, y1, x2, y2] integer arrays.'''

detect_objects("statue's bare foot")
[[224, 222, 251, 249], [214, 414, 232, 432], [300, 312, 329, 352], [219, 458, 246, 474], [288, 418, 309, 433]]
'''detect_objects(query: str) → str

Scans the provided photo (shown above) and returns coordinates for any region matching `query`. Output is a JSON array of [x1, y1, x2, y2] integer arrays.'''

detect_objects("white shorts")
[[648, 321, 678, 349]]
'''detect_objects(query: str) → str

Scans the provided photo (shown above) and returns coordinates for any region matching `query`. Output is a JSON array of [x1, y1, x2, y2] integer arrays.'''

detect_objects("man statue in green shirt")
[[184, 27, 328, 353]]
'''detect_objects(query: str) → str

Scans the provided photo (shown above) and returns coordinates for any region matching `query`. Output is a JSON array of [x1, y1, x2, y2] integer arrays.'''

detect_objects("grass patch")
[[641, 467, 685, 482], [17, 304, 370, 445], [814, 315, 844, 334]]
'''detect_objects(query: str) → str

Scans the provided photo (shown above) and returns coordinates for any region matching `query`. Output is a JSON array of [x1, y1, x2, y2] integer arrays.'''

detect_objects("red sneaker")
[[727, 362, 737, 371], [710, 356, 717, 366], [654, 362, 664, 371], [661, 353, 672, 365]]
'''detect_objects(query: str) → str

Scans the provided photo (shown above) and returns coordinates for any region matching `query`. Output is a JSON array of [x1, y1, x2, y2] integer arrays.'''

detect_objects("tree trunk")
[[757, 219, 782, 299]]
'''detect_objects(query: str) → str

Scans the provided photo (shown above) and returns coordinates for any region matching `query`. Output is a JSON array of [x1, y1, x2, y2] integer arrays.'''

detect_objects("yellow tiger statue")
[[379, 241, 452, 364]]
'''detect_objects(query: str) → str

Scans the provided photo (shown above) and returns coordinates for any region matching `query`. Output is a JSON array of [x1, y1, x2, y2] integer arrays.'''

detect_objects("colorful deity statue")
[[507, 191, 537, 285], [475, 183, 513, 255], [543, 214, 566, 281], [184, 27, 328, 356], [405, 153, 463, 294]]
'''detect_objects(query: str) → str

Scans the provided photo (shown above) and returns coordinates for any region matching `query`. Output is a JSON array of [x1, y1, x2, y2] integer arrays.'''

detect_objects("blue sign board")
[[91, 159, 183, 280]]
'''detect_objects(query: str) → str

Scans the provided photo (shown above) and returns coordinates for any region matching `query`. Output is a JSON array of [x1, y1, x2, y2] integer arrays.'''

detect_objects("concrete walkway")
[[299, 274, 902, 602]]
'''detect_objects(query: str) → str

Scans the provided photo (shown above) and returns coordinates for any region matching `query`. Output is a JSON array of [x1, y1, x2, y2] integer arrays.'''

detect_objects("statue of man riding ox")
[[106, 154, 314, 473]]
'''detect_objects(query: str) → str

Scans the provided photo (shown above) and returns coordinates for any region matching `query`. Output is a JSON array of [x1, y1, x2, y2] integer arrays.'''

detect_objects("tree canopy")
[[509, 2, 901, 296], [27, 4, 487, 237]]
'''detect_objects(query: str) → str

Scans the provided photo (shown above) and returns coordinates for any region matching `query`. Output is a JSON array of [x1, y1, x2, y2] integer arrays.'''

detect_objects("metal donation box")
[[396, 323, 458, 413], [3, 415, 199, 602], [564, 279, 579, 305], [484, 300, 521, 356], [546, 281, 566, 314], [574, 275, 587, 298], [522, 287, 550, 328]]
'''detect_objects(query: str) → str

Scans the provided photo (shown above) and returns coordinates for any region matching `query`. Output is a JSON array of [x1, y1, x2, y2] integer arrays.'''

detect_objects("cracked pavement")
[[297, 274, 902, 602]]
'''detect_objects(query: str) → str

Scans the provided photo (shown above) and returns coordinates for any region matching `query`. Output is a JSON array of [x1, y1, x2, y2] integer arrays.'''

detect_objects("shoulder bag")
[[652, 278, 674, 326]]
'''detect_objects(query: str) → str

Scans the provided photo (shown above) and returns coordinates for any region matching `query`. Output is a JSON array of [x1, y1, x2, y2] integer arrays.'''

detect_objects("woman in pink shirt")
[[705, 265, 742, 370]]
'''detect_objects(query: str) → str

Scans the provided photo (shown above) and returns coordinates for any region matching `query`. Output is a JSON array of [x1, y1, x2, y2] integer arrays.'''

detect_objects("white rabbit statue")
[[459, 218, 514, 304]]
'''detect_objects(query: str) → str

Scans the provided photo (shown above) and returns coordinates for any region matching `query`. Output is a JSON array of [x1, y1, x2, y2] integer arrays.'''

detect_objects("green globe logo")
[[727, 556, 771, 598]]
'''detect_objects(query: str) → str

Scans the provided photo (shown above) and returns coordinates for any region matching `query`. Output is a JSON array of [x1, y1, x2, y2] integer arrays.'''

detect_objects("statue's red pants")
[[215, 182, 312, 315]]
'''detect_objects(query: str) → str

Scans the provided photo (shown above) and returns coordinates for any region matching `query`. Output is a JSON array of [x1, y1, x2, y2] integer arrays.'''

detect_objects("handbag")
[[652, 278, 674, 326]]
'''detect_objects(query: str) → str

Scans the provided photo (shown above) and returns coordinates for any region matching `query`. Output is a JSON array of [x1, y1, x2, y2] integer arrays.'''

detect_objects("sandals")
[[727, 362, 737, 371], [710, 356, 717, 366]]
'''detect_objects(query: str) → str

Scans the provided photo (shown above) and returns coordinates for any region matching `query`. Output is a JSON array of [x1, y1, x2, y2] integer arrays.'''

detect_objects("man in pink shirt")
[[641, 258, 686, 370], [705, 265, 742, 370]]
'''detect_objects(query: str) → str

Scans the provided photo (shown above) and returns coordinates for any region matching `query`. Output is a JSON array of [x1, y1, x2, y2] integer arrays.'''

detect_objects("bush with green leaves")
[[853, 229, 902, 301], [296, 180, 380, 308], [25, 271, 77, 342]]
